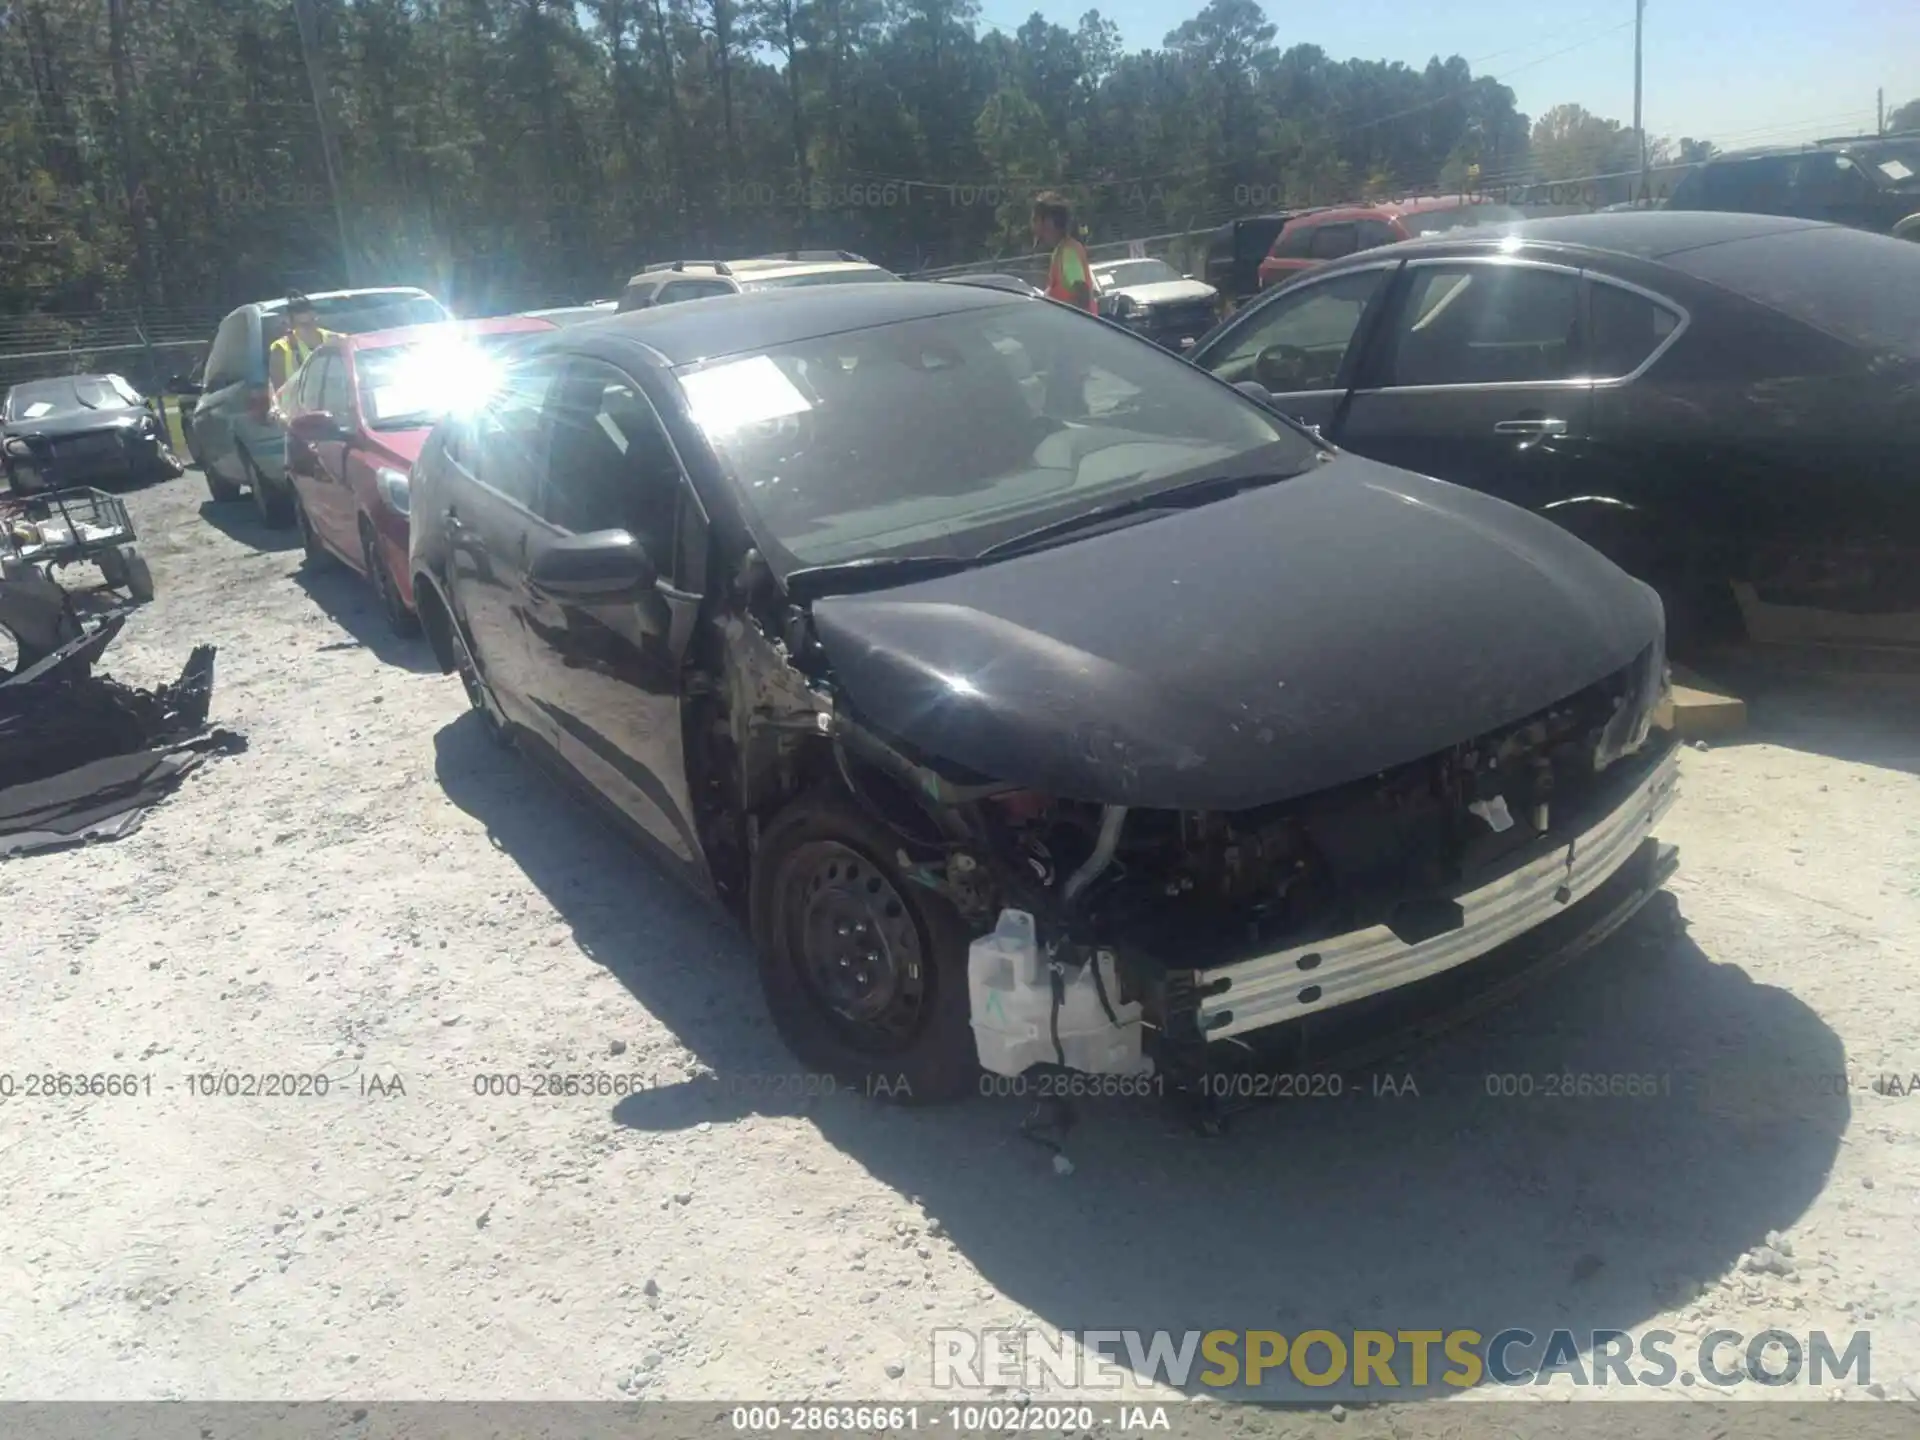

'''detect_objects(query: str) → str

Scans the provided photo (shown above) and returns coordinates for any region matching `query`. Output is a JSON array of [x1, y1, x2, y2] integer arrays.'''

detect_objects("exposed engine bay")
[[686, 562, 1674, 1082]]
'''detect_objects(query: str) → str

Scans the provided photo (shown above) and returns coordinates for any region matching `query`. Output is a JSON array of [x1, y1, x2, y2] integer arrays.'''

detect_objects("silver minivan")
[[178, 287, 450, 525]]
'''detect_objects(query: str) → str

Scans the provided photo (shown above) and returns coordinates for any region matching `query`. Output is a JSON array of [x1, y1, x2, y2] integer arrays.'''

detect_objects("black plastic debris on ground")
[[0, 608, 245, 859]]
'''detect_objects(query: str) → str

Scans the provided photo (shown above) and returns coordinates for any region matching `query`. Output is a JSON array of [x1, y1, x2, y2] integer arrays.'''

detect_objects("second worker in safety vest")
[[1032, 191, 1096, 314], [268, 293, 340, 399]]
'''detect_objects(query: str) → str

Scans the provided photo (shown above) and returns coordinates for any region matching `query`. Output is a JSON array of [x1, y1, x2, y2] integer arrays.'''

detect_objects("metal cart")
[[0, 486, 155, 605]]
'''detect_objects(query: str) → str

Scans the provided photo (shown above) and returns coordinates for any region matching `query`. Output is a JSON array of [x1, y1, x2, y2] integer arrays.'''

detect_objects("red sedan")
[[280, 315, 557, 634]]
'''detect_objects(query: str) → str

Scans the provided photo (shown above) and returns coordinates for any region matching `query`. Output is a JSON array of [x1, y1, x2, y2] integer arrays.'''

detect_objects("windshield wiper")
[[784, 552, 981, 601], [974, 467, 1295, 562]]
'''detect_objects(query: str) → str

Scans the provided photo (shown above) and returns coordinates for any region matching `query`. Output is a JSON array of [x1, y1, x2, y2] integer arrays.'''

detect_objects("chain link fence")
[[0, 308, 223, 399], [906, 225, 1220, 285]]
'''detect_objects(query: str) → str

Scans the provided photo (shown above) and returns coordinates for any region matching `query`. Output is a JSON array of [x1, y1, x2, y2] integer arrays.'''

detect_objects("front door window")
[[1202, 268, 1390, 391]]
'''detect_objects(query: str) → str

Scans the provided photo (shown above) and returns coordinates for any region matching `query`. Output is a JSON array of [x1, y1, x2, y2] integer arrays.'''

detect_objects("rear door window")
[[1309, 224, 1359, 260], [1355, 219, 1400, 249], [1274, 221, 1318, 259], [204, 312, 249, 388], [1586, 280, 1683, 380], [1379, 264, 1581, 386], [1698, 157, 1793, 212], [656, 279, 735, 305]]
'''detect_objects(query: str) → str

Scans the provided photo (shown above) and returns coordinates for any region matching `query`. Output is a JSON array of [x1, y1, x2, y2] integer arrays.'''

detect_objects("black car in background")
[[1666, 132, 1920, 240], [1188, 211, 1920, 648], [407, 283, 1677, 1102], [2, 374, 180, 495]]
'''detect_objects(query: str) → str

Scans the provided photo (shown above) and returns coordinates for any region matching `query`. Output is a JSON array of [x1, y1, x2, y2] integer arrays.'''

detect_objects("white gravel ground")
[[3, 470, 1918, 1411]]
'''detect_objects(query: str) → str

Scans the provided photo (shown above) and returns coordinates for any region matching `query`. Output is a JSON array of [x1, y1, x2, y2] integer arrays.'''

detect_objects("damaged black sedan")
[[408, 284, 1680, 1102], [3, 374, 182, 496]]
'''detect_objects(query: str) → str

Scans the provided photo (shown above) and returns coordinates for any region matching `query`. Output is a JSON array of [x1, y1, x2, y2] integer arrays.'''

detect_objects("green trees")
[[1, 0, 1562, 312]]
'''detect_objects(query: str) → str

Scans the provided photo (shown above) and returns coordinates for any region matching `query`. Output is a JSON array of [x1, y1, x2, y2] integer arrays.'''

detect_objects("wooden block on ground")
[[1656, 665, 1747, 741]]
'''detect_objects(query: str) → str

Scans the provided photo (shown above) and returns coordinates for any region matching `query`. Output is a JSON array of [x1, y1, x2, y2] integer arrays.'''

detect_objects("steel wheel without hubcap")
[[781, 840, 929, 1054], [751, 793, 977, 1103]]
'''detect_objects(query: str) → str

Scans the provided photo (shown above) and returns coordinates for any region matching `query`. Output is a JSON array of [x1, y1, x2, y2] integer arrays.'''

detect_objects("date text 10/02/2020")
[[730, 1406, 1172, 1433]]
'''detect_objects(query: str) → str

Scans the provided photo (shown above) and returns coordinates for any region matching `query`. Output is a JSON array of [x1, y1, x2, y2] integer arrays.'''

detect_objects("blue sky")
[[977, 0, 1920, 148]]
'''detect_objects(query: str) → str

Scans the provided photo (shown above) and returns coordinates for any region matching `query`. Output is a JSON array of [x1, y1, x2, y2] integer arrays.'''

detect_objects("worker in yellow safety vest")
[[268, 293, 339, 398], [1032, 191, 1096, 314]]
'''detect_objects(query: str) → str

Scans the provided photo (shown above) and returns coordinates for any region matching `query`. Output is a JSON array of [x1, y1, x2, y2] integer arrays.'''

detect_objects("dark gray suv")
[[177, 287, 449, 524]]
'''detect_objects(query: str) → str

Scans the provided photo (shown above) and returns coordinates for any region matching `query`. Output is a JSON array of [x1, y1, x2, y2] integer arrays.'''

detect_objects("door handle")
[[1493, 417, 1567, 435]]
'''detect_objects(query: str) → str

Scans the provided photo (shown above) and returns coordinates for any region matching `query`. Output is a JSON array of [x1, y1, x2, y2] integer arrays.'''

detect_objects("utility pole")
[[1877, 88, 1885, 135], [292, 0, 355, 286], [106, 0, 157, 308], [1633, 0, 1647, 202]]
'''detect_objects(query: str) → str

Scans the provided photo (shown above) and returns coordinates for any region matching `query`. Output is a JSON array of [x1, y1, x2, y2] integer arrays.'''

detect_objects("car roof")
[[1710, 132, 1920, 162], [254, 287, 435, 314], [1288, 195, 1492, 225], [521, 303, 618, 319], [343, 315, 556, 350], [548, 281, 1017, 367], [1345, 210, 1833, 263], [626, 259, 888, 286]]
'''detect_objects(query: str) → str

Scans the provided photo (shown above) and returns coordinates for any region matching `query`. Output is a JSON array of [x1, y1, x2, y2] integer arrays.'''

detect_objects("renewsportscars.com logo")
[[930, 1327, 1873, 1393]]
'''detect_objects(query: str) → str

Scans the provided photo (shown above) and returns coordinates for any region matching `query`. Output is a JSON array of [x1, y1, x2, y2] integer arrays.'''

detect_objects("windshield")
[[1401, 203, 1528, 235], [4, 376, 132, 422], [1096, 260, 1183, 289], [739, 269, 900, 291], [355, 332, 524, 429], [1865, 144, 1920, 191], [675, 298, 1312, 572]]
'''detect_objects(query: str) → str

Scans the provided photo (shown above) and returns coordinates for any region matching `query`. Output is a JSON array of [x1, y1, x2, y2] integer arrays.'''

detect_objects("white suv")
[[616, 252, 899, 311]]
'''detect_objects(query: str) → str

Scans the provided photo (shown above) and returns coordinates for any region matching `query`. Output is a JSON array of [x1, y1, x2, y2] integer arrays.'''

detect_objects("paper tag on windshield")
[[372, 384, 434, 421], [679, 355, 812, 434], [21, 402, 53, 420], [1879, 159, 1914, 181]]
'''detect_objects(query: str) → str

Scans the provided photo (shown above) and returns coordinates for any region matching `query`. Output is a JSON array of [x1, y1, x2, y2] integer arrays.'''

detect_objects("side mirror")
[[527, 529, 657, 597], [1233, 380, 1278, 407], [287, 410, 350, 444]]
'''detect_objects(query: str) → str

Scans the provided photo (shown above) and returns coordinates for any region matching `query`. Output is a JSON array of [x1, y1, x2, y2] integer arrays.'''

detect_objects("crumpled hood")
[[810, 455, 1663, 811], [1106, 279, 1218, 308]]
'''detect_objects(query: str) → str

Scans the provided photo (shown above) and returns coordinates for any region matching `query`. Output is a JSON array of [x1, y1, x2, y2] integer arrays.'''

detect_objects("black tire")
[[204, 452, 243, 503], [749, 792, 978, 1105], [119, 545, 156, 603], [295, 491, 334, 568], [362, 521, 421, 638], [243, 445, 294, 528], [448, 606, 513, 748], [1892, 213, 1920, 243]]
